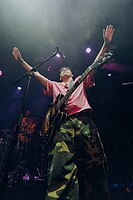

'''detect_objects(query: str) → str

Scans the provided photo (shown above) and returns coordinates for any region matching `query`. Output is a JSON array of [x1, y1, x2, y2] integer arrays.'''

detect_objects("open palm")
[[103, 25, 115, 44], [12, 47, 22, 61]]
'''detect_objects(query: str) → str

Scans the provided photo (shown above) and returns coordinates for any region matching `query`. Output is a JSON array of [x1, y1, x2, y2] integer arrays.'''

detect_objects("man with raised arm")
[[12, 25, 114, 200]]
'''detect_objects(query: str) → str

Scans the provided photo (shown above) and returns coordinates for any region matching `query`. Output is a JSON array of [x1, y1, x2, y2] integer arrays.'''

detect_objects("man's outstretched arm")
[[12, 47, 48, 89], [94, 25, 115, 62], [89, 25, 115, 80]]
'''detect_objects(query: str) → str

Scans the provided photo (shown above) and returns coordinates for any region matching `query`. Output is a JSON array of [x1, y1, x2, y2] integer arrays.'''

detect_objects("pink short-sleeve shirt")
[[45, 75, 95, 116]]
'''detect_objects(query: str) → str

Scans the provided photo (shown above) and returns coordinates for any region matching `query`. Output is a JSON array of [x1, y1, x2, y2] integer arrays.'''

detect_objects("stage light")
[[86, 47, 91, 53], [56, 53, 60, 58], [108, 73, 112, 77], [17, 86, 22, 90], [48, 66, 51, 72], [0, 70, 3, 76]]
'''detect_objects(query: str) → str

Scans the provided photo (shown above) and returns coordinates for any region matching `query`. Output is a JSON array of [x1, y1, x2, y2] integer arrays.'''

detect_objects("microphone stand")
[[122, 81, 133, 86], [0, 49, 58, 199]]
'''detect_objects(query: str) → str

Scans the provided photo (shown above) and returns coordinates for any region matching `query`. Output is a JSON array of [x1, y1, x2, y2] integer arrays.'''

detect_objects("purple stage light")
[[48, 66, 51, 72], [86, 47, 91, 53], [105, 63, 129, 73], [108, 73, 112, 77], [56, 53, 60, 58], [17, 86, 22, 90], [0, 70, 3, 76]]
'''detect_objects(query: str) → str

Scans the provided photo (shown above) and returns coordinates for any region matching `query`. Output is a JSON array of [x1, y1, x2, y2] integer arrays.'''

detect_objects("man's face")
[[60, 68, 73, 80]]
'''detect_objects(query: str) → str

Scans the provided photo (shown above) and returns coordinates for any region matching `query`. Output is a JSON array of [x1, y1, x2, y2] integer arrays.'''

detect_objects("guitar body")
[[42, 94, 67, 135]]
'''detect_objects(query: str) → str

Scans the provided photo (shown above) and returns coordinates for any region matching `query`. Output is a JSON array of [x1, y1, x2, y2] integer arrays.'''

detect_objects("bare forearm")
[[89, 42, 110, 80], [19, 59, 47, 88], [19, 58, 32, 71], [94, 42, 109, 62]]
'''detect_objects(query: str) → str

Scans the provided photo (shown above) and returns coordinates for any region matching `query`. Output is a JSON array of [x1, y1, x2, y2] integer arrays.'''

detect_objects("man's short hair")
[[60, 66, 72, 73]]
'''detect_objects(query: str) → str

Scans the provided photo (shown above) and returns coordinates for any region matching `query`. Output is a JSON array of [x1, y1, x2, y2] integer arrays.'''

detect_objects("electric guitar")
[[42, 51, 113, 146]]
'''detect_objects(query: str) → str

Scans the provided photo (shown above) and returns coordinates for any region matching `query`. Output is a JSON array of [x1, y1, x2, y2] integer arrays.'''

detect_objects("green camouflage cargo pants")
[[45, 113, 110, 200]]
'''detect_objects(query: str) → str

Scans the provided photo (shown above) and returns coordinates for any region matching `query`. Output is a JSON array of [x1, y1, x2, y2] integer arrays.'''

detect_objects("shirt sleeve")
[[83, 74, 95, 89], [76, 75, 95, 89], [43, 78, 53, 96]]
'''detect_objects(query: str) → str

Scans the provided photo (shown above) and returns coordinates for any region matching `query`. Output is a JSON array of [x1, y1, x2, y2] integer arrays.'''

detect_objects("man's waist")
[[68, 109, 93, 118]]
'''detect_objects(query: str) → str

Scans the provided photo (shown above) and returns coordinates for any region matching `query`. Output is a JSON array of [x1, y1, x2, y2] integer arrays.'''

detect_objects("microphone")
[[55, 46, 65, 59]]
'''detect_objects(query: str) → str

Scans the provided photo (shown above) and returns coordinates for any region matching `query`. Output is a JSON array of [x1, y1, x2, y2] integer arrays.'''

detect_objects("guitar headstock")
[[96, 50, 114, 67]]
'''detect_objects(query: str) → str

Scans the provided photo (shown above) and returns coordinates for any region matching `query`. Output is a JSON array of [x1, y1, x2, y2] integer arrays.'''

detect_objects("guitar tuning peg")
[[107, 50, 114, 56]]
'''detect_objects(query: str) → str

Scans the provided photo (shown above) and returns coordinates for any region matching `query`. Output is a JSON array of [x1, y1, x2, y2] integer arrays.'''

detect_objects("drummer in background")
[[18, 111, 36, 143], [21, 111, 31, 129], [27, 117, 37, 136]]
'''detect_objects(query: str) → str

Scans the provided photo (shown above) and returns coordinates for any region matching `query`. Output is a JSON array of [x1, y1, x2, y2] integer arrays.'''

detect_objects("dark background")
[[0, 0, 133, 197]]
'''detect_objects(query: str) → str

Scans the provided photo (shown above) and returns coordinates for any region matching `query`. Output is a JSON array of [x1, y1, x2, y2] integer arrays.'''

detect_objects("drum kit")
[[12, 117, 38, 181], [0, 118, 40, 185], [17, 117, 36, 144], [0, 116, 48, 186]]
